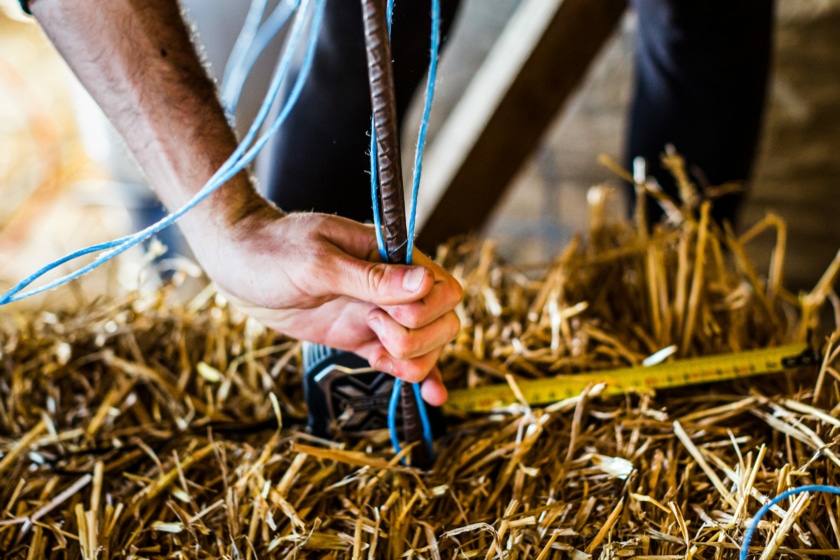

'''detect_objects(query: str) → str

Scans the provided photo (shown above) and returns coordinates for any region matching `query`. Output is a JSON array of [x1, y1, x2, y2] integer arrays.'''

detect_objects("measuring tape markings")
[[444, 343, 811, 414]]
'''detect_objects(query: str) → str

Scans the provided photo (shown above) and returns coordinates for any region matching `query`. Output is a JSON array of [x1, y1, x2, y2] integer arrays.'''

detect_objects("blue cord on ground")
[[739, 484, 840, 559]]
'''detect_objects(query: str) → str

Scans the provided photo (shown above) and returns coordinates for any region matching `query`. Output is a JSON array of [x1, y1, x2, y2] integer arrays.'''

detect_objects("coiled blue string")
[[0, 0, 326, 305], [739, 484, 840, 559], [221, 0, 269, 109], [222, 0, 299, 113], [376, 0, 442, 463]]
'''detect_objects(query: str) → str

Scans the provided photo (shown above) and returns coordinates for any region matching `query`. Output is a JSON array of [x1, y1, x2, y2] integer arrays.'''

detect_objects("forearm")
[[29, 0, 271, 233], [23, 0, 461, 396]]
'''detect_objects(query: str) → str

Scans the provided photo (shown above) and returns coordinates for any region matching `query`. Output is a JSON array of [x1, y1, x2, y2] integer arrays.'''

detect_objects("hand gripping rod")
[[360, 0, 430, 468]]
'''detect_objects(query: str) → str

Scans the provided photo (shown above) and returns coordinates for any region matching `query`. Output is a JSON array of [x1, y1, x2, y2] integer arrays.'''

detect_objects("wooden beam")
[[416, 0, 627, 250]]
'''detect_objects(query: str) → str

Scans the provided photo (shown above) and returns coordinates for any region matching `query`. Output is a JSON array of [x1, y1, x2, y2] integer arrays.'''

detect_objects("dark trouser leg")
[[625, 0, 774, 226], [263, 0, 462, 222]]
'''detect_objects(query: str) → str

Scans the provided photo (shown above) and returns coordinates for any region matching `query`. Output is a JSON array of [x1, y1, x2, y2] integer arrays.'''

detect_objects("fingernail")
[[375, 357, 393, 374], [403, 267, 425, 292]]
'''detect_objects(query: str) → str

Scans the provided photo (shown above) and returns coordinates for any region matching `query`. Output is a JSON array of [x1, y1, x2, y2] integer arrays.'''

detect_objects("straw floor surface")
[[3, 174, 840, 559]]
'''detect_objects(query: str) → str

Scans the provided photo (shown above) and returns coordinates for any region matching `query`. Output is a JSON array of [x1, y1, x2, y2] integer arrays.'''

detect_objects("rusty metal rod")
[[359, 0, 428, 467], [360, 0, 408, 264]]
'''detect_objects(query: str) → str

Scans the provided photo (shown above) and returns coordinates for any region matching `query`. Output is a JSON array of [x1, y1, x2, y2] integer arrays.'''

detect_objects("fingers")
[[342, 242, 461, 392], [369, 309, 459, 365], [371, 345, 442, 390], [365, 307, 459, 387], [226, 214, 460, 400], [383, 253, 463, 329], [310, 216, 433, 305], [420, 367, 447, 406], [317, 216, 461, 312], [328, 252, 438, 307]]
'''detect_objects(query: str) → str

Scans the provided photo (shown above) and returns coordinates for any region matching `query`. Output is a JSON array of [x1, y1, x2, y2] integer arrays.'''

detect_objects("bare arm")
[[28, 0, 462, 404], [30, 0, 264, 231]]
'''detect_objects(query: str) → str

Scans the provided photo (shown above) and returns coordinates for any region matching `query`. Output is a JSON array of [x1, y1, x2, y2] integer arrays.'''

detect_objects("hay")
[[3, 160, 840, 558]]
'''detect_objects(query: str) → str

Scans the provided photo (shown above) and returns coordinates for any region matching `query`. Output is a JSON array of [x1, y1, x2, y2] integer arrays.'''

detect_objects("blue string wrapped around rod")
[[372, 0, 442, 463]]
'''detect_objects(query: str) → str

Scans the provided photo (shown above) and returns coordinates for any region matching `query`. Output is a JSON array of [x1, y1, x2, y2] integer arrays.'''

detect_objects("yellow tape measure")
[[444, 343, 816, 414]]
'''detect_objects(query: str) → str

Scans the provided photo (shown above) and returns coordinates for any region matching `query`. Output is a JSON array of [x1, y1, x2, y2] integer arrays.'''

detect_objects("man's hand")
[[193, 206, 462, 406], [29, 0, 461, 404]]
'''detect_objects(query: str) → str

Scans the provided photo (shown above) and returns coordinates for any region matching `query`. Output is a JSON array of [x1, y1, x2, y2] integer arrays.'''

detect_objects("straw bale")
[[3, 164, 840, 558]]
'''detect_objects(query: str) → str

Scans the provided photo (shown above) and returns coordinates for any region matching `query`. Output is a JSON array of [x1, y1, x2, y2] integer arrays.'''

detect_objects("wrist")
[[179, 179, 283, 262]]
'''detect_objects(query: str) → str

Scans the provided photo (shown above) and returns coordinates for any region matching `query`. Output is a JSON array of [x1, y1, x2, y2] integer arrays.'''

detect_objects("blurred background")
[[1, 0, 839, 310]]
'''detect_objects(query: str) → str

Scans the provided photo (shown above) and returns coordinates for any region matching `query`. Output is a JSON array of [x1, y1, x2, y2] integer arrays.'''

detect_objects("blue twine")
[[405, 0, 440, 260], [222, 0, 299, 113], [0, 0, 326, 305], [375, 0, 441, 464], [369, 122, 388, 262], [413, 380, 434, 448], [388, 377, 402, 453], [387, 377, 435, 461], [221, 0, 269, 110], [740, 484, 840, 559]]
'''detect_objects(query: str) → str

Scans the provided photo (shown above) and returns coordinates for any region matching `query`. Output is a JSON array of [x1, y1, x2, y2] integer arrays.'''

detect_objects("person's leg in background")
[[262, 0, 462, 222], [625, 0, 775, 227]]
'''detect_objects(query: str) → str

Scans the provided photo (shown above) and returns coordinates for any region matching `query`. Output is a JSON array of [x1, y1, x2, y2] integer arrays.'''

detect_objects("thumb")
[[337, 257, 434, 306], [315, 215, 434, 305]]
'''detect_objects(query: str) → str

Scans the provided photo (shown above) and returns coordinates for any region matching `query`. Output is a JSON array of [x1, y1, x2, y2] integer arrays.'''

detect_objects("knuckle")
[[446, 312, 461, 339], [389, 336, 414, 360], [302, 212, 331, 230], [390, 306, 422, 329], [448, 279, 465, 305], [299, 250, 322, 274], [365, 264, 387, 294], [395, 362, 426, 384], [297, 251, 331, 290]]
